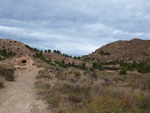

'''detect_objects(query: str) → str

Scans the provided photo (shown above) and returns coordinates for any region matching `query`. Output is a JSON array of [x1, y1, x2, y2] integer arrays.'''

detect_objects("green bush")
[[93, 62, 103, 70], [0, 49, 16, 58], [53, 50, 61, 54], [119, 67, 127, 75], [74, 72, 81, 78], [79, 63, 88, 70]]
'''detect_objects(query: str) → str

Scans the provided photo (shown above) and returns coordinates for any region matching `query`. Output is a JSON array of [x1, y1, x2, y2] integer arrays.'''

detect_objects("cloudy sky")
[[0, 0, 150, 56]]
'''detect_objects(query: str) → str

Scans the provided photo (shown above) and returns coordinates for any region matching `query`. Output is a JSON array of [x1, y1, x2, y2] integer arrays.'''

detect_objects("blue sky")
[[0, 0, 150, 56]]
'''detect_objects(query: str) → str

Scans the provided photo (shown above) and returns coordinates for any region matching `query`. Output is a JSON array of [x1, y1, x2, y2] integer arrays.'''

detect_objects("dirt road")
[[0, 64, 49, 113]]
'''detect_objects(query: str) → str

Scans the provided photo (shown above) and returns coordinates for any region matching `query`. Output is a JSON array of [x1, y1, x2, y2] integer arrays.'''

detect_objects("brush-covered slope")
[[86, 38, 150, 63], [0, 39, 33, 56]]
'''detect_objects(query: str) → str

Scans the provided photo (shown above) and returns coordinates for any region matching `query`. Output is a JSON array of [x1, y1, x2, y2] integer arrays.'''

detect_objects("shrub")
[[140, 94, 150, 109], [47, 96, 59, 108], [90, 68, 94, 71], [0, 49, 16, 58], [119, 67, 127, 75], [80, 63, 88, 70], [72, 61, 75, 66], [90, 72, 98, 79], [55, 72, 66, 80], [82, 87, 150, 113], [48, 49, 51, 53], [0, 66, 15, 81], [0, 79, 4, 88], [69, 93, 82, 103], [68, 71, 73, 74], [99, 50, 110, 55], [53, 50, 61, 54], [138, 75, 150, 90], [74, 72, 81, 78]]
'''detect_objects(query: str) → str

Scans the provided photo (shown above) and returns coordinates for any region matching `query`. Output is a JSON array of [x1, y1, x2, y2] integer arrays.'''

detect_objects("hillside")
[[0, 39, 91, 68], [1, 38, 150, 112], [85, 38, 150, 63], [0, 39, 33, 56]]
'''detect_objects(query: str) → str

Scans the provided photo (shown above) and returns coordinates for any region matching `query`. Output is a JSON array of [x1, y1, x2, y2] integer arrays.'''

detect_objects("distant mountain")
[[85, 38, 150, 63]]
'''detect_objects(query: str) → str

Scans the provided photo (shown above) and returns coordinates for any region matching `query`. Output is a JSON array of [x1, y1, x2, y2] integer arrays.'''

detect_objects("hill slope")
[[0, 39, 33, 56], [86, 38, 150, 63], [1, 38, 150, 112]]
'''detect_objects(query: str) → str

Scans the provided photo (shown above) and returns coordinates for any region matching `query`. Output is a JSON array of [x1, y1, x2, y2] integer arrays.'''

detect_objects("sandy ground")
[[0, 58, 50, 113]]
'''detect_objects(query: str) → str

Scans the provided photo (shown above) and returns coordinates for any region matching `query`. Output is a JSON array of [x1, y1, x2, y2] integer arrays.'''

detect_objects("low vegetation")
[[0, 49, 16, 61], [25, 45, 40, 52], [0, 78, 4, 88], [54, 60, 88, 70], [99, 50, 110, 55], [25, 42, 150, 112], [92, 60, 150, 74], [119, 67, 127, 75], [0, 65, 15, 81], [35, 63, 150, 113], [1, 39, 150, 112], [0, 65, 15, 88]]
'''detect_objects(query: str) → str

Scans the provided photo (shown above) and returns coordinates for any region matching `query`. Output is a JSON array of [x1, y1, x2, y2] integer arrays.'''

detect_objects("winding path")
[[0, 58, 49, 113]]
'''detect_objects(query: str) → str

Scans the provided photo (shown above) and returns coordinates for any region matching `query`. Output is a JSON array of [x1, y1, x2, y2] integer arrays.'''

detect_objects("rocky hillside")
[[85, 38, 150, 63], [0, 39, 33, 56]]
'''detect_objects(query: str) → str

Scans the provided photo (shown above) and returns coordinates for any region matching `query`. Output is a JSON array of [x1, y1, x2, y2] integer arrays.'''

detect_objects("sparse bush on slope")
[[0, 65, 15, 81], [99, 50, 110, 55], [35, 65, 150, 113], [0, 49, 16, 61], [119, 67, 127, 75]]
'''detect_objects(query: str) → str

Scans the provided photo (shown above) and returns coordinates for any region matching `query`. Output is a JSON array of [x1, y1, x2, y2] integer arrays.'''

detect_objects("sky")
[[0, 0, 150, 56]]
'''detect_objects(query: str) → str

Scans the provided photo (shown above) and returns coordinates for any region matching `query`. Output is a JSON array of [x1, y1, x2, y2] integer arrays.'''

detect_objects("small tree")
[[72, 61, 75, 67], [53, 50, 56, 53], [61, 60, 65, 65], [93, 62, 98, 69], [68, 62, 71, 66], [77, 56, 81, 59], [81, 62, 87, 70], [48, 49, 51, 53]]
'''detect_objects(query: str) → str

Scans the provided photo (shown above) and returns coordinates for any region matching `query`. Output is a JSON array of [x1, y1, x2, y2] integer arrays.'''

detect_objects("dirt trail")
[[0, 58, 49, 113]]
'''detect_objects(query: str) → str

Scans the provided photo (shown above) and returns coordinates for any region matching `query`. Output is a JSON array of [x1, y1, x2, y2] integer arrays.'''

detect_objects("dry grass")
[[0, 78, 4, 88], [80, 87, 150, 113], [0, 64, 15, 81], [35, 66, 150, 113], [0, 64, 15, 88]]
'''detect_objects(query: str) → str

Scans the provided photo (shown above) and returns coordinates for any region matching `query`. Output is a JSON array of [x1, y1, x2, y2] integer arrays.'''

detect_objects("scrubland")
[[0, 64, 15, 88], [35, 64, 150, 113]]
